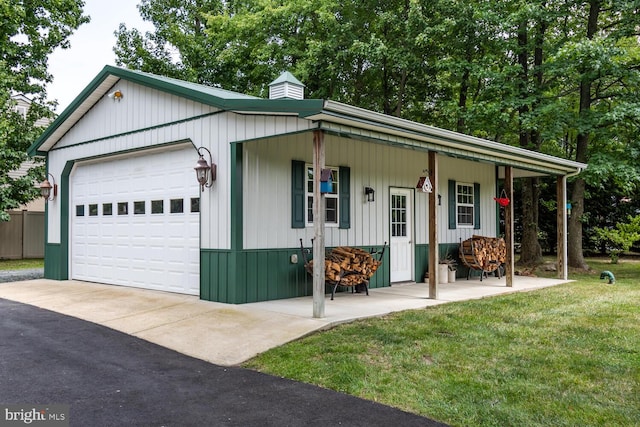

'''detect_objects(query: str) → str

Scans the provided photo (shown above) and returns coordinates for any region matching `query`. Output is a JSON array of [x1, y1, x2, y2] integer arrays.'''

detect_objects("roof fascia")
[[28, 66, 119, 156], [314, 101, 586, 175], [28, 65, 326, 156]]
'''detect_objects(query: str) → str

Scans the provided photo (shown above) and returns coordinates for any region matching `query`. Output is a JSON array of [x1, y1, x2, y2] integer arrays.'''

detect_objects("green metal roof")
[[269, 71, 305, 87]]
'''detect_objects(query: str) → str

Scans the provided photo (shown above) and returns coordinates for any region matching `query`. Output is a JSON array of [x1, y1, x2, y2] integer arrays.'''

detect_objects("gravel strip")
[[0, 268, 44, 283]]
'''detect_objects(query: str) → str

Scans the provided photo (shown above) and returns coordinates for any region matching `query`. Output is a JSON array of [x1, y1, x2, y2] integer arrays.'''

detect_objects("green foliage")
[[1, 1, 88, 220], [592, 215, 640, 263]]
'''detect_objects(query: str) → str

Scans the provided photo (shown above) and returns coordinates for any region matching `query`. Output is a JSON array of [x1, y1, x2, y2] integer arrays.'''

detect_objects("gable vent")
[[269, 71, 305, 100]]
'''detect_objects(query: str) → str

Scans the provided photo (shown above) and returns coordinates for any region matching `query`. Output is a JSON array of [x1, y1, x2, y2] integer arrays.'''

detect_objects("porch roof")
[[28, 65, 586, 176]]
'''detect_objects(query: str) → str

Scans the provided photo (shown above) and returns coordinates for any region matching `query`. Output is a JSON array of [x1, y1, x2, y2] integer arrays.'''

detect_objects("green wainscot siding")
[[201, 245, 390, 304], [415, 243, 465, 281], [44, 243, 66, 280]]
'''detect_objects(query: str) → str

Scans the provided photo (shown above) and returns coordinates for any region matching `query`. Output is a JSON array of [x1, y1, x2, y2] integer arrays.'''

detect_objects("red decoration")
[[494, 197, 510, 207], [494, 189, 510, 207]]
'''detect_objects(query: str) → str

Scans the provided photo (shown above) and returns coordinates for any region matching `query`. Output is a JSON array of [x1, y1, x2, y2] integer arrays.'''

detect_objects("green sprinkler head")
[[600, 270, 615, 284]]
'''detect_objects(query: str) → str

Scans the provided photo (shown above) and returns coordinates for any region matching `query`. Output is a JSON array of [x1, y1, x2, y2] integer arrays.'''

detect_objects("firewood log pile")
[[306, 246, 382, 286], [459, 235, 506, 277]]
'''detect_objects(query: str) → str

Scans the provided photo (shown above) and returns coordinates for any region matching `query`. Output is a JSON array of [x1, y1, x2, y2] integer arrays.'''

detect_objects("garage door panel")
[[71, 147, 200, 295]]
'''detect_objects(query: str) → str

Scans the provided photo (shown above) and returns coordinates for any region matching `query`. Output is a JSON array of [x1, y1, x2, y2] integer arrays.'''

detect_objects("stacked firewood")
[[307, 246, 382, 286], [460, 235, 506, 272]]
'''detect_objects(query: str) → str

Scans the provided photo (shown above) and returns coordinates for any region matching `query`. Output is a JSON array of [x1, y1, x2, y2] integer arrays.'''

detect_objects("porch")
[[246, 275, 572, 325]]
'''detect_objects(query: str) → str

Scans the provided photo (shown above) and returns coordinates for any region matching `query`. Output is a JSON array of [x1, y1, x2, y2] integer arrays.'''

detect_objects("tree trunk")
[[518, 177, 543, 266], [568, 0, 600, 270], [568, 177, 588, 269], [515, 19, 543, 265]]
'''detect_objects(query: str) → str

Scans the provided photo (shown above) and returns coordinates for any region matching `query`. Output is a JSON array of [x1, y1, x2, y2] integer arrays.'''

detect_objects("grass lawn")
[[0, 259, 44, 271], [243, 259, 640, 427]]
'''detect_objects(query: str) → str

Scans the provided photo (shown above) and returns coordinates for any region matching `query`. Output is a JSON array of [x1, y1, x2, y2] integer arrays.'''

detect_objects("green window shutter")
[[474, 182, 481, 229], [339, 166, 351, 229], [448, 179, 456, 229], [291, 160, 305, 228]]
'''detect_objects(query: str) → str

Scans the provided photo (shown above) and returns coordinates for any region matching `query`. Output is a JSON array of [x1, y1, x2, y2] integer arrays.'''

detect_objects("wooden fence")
[[0, 211, 45, 259]]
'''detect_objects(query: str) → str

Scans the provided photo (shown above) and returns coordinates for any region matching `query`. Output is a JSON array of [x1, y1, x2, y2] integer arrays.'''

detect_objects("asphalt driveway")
[[0, 298, 445, 426]]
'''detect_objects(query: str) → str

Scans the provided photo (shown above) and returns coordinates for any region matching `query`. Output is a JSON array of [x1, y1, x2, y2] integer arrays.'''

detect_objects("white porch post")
[[504, 166, 514, 287], [428, 151, 439, 299], [312, 130, 326, 318]]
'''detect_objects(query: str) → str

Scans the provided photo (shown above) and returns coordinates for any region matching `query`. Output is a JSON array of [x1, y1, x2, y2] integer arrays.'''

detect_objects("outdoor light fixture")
[[107, 90, 123, 101], [194, 146, 216, 191], [364, 186, 375, 202], [39, 173, 57, 202]]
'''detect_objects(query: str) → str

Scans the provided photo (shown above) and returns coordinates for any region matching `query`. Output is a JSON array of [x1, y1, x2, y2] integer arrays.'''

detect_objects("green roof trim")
[[28, 65, 324, 156], [269, 71, 305, 87]]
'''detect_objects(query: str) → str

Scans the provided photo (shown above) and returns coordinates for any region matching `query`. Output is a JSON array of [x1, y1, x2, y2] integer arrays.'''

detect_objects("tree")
[[593, 215, 640, 263], [549, 0, 640, 269], [1, 1, 88, 221]]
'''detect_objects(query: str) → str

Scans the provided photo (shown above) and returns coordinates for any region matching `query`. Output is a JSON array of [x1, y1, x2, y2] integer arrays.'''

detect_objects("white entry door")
[[390, 188, 413, 282]]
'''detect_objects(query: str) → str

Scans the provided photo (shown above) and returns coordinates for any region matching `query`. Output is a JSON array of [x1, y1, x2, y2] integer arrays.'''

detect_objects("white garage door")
[[71, 146, 200, 295]]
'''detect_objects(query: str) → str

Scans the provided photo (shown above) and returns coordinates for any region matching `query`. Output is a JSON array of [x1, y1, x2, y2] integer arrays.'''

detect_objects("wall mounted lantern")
[[194, 146, 216, 191], [39, 173, 57, 202], [364, 186, 375, 202], [107, 90, 123, 101]]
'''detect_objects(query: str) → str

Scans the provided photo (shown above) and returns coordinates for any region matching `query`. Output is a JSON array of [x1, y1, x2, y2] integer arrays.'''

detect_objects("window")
[[456, 183, 474, 227], [448, 180, 480, 230], [291, 160, 350, 229], [190, 197, 200, 213], [170, 199, 184, 213], [134, 201, 145, 215], [76, 205, 84, 216], [151, 200, 164, 214], [14, 105, 27, 118], [103, 203, 113, 216], [118, 202, 128, 215], [306, 166, 339, 225], [89, 204, 98, 216], [391, 194, 407, 237]]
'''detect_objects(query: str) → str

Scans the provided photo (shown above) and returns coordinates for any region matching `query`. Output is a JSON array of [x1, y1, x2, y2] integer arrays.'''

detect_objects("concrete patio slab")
[[0, 276, 571, 366]]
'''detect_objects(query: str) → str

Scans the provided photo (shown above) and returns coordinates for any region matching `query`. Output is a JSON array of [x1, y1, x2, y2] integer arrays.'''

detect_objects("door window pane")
[[170, 199, 184, 213], [118, 202, 128, 215], [134, 201, 145, 214], [391, 194, 407, 237], [151, 200, 164, 214], [103, 203, 113, 216], [190, 197, 200, 213]]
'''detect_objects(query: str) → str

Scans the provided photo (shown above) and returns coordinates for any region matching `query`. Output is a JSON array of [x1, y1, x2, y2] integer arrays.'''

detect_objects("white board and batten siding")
[[53, 79, 218, 151], [242, 133, 498, 251]]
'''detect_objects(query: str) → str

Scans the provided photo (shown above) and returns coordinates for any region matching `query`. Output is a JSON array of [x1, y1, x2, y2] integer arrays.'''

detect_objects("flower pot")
[[438, 264, 449, 284], [448, 269, 456, 283]]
